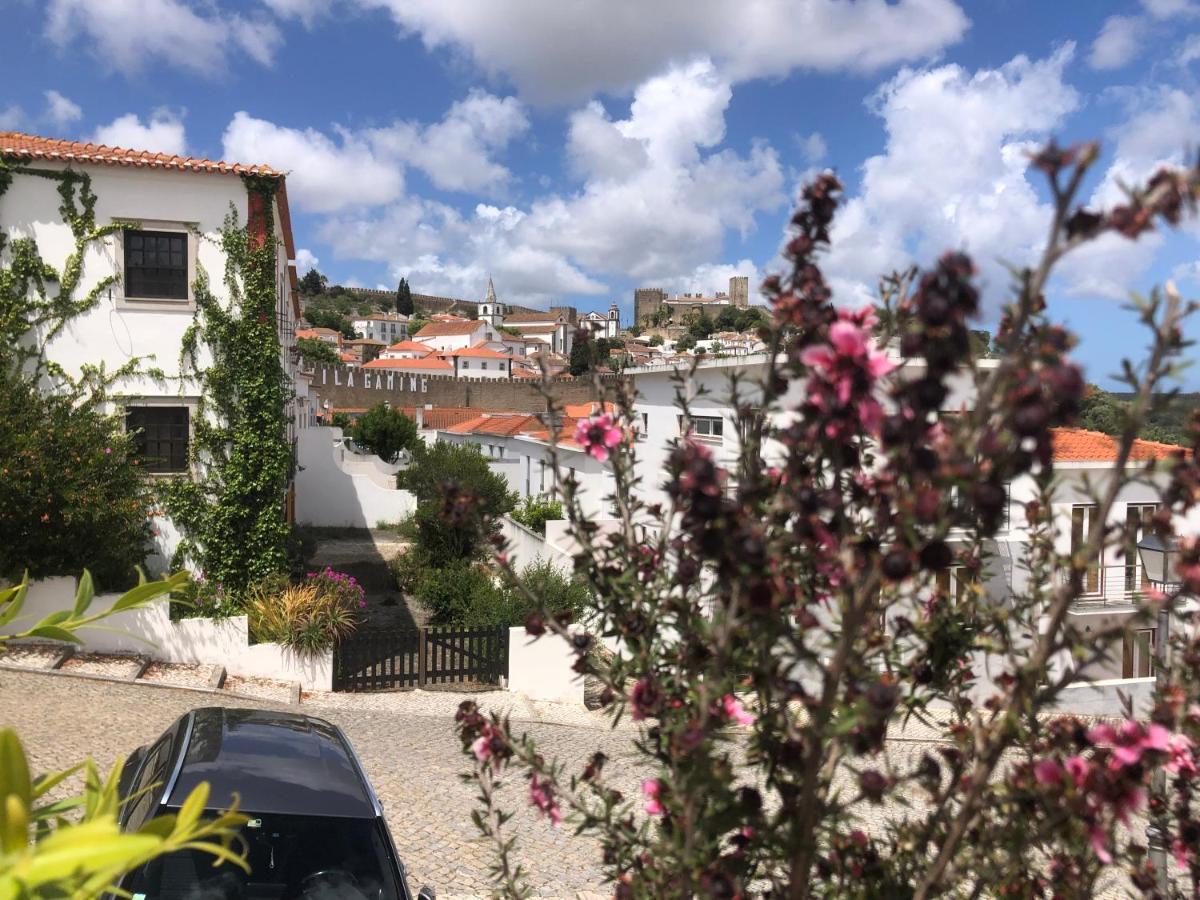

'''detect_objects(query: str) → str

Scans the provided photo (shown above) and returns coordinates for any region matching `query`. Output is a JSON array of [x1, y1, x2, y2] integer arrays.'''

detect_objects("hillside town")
[[4, 2, 1200, 898]]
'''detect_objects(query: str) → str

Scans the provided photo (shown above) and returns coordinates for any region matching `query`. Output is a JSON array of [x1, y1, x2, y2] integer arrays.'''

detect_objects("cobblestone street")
[[0, 669, 635, 898]]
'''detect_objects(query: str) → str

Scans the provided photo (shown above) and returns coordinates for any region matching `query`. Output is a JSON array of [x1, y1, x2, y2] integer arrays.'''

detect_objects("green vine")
[[160, 177, 293, 593]]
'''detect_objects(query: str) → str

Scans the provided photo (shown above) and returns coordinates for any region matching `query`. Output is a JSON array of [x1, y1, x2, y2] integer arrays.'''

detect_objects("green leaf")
[[24, 625, 82, 644], [106, 577, 177, 614], [72, 570, 95, 617], [0, 577, 29, 629], [0, 730, 32, 808], [173, 781, 208, 833]]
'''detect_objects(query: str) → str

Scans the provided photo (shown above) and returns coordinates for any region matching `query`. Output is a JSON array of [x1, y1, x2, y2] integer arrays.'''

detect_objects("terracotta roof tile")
[[362, 357, 453, 371], [386, 339, 435, 352], [1050, 428, 1189, 462], [443, 414, 543, 436], [399, 407, 491, 430], [438, 342, 512, 360], [503, 310, 561, 324], [0, 131, 282, 176], [415, 321, 486, 338]]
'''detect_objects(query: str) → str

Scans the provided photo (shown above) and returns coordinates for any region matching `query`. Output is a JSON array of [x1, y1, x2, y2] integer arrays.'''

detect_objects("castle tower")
[[477, 276, 505, 328], [729, 275, 749, 309], [634, 287, 666, 326]]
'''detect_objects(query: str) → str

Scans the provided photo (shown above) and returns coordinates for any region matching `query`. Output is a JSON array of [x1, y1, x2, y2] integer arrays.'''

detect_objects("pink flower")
[[642, 778, 664, 816], [1090, 824, 1113, 864], [721, 694, 756, 727], [1174, 836, 1193, 867], [1064, 755, 1090, 786], [104, 447, 112, 454], [797, 306, 896, 440], [574, 413, 624, 462], [528, 773, 563, 827], [1166, 734, 1197, 776], [1090, 720, 1174, 769], [471, 736, 491, 762], [1032, 758, 1061, 786]]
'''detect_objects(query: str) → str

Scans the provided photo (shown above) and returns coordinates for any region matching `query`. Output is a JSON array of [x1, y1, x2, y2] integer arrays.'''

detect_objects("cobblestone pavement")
[[0, 669, 633, 898]]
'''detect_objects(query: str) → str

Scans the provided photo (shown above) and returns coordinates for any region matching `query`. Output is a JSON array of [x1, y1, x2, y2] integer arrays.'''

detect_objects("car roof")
[[165, 708, 378, 819]]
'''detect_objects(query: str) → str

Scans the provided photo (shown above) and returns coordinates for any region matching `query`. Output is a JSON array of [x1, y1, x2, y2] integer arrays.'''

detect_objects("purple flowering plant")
[[453, 142, 1200, 898], [306, 565, 368, 610]]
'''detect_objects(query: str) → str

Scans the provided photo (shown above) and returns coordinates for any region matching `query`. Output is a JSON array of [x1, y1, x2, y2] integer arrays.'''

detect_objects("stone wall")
[[310, 365, 611, 411]]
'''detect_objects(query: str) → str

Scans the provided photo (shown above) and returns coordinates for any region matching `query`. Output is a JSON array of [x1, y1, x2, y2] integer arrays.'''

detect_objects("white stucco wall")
[[507, 626, 585, 705], [499, 516, 573, 569], [295, 427, 416, 527], [9, 577, 332, 689]]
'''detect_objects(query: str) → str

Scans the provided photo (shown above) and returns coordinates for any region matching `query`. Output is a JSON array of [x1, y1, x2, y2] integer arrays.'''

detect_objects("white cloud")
[[361, 0, 969, 103], [222, 111, 405, 213], [295, 248, 320, 272], [92, 112, 187, 155], [0, 106, 25, 131], [797, 132, 828, 165], [823, 45, 1081, 310], [44, 0, 282, 77], [1089, 15, 1144, 70], [313, 58, 785, 304], [669, 259, 760, 296], [260, 0, 334, 27], [367, 90, 529, 193], [43, 91, 81, 130]]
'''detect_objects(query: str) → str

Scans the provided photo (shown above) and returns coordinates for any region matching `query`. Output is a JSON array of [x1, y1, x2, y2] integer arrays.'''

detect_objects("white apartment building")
[[412, 318, 502, 352], [0, 130, 306, 570], [352, 312, 408, 343]]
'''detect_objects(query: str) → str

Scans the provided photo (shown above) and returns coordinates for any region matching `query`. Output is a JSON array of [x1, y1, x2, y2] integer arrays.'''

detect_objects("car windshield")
[[122, 812, 403, 900]]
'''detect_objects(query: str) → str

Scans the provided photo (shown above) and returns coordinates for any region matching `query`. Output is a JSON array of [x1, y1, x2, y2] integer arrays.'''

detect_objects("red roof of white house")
[[415, 321, 485, 338], [437, 342, 512, 360], [444, 414, 544, 437], [1051, 428, 1189, 462], [386, 339, 435, 353], [0, 131, 296, 261], [362, 357, 453, 371]]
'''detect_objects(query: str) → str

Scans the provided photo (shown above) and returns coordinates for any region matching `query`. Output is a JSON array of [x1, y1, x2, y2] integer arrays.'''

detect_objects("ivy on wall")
[[161, 175, 293, 593]]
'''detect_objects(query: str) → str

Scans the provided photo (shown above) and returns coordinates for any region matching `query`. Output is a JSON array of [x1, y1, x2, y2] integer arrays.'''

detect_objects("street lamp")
[[1136, 533, 1182, 893]]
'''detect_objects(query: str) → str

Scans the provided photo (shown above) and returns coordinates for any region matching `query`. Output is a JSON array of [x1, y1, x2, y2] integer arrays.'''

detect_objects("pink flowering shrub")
[[306, 565, 367, 610], [454, 143, 1200, 897]]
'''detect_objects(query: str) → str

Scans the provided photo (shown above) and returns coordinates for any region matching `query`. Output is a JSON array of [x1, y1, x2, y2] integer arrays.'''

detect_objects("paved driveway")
[[0, 670, 634, 898]]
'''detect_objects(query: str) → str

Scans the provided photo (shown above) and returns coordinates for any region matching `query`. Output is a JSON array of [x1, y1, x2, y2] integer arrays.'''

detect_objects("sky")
[[2, 0, 1200, 388]]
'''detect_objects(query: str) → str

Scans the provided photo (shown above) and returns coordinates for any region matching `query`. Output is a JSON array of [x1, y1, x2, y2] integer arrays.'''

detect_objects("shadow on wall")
[[294, 427, 416, 529]]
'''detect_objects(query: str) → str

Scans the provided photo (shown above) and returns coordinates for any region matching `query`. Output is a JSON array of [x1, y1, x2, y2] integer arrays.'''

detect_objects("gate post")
[[417, 627, 427, 687]]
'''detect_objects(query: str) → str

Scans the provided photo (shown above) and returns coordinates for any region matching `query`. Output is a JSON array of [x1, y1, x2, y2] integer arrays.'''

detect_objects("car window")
[[123, 731, 174, 830], [122, 813, 403, 900]]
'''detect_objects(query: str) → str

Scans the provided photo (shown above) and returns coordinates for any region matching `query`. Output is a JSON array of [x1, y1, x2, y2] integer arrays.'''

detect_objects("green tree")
[[674, 333, 697, 352], [295, 337, 340, 365], [349, 403, 418, 461], [0, 369, 151, 590], [569, 339, 593, 376], [396, 277, 414, 316], [1077, 384, 1126, 435], [298, 268, 327, 295], [304, 307, 356, 339]]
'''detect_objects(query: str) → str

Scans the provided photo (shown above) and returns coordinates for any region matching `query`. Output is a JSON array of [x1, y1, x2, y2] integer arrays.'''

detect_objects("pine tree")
[[396, 277, 414, 316]]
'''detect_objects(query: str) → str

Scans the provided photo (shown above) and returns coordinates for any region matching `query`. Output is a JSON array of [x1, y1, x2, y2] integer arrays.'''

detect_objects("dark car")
[[115, 707, 434, 900]]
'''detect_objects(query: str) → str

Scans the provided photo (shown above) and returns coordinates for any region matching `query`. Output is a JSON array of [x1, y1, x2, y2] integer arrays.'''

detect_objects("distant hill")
[[299, 285, 544, 319], [1081, 389, 1200, 446]]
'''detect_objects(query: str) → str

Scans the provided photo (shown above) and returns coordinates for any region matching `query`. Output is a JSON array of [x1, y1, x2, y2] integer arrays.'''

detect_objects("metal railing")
[[1060, 563, 1151, 608]]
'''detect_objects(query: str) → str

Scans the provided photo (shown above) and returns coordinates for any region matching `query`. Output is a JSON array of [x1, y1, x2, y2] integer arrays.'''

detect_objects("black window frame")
[[679, 414, 724, 439], [123, 228, 189, 301], [126, 406, 191, 473]]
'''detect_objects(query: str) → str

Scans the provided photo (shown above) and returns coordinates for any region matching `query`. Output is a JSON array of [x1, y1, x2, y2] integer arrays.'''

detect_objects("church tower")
[[477, 277, 506, 328]]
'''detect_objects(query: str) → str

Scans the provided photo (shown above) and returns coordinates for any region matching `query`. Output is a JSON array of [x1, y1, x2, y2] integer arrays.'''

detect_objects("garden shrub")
[[247, 567, 364, 652], [414, 561, 503, 626], [349, 402, 418, 461], [398, 441, 517, 519], [0, 370, 151, 590], [509, 495, 564, 535]]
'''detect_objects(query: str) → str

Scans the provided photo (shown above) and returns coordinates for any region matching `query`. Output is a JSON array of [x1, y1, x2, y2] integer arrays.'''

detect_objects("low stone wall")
[[499, 516, 573, 568], [507, 626, 584, 705], [10, 577, 333, 690]]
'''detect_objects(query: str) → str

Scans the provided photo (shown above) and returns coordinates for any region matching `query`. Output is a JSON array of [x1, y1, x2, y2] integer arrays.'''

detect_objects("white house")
[[0, 130, 304, 570], [352, 312, 408, 343], [580, 303, 621, 340], [379, 339, 438, 360], [361, 355, 453, 377], [436, 343, 514, 379], [412, 317, 501, 352]]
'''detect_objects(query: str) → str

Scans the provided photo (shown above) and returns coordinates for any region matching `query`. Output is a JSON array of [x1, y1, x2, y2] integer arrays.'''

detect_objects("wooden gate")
[[333, 625, 509, 692]]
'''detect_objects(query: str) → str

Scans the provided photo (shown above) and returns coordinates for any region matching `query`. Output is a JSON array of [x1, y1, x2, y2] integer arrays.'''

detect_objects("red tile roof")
[[508, 323, 559, 334], [386, 339, 435, 353], [415, 321, 486, 338], [362, 357, 453, 371], [399, 407, 491, 430], [503, 310, 562, 324], [0, 131, 282, 176], [438, 342, 512, 360], [0, 130, 297, 270], [1051, 428, 1189, 462], [444, 414, 544, 436]]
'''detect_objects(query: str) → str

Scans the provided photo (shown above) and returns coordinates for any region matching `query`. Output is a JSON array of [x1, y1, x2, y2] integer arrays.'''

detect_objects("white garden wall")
[[295, 427, 416, 527], [499, 516, 573, 568], [1049, 677, 1157, 718], [9, 577, 332, 690], [507, 626, 584, 705]]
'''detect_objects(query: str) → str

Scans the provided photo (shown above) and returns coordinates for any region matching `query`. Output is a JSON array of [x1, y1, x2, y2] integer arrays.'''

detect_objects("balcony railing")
[[1059, 563, 1151, 609]]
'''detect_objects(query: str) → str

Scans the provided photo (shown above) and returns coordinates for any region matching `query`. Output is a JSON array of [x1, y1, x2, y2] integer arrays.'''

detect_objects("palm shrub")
[[454, 147, 1200, 897], [246, 567, 364, 652]]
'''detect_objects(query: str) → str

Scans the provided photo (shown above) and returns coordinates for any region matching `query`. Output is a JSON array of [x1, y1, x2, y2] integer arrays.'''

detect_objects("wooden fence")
[[333, 625, 508, 692]]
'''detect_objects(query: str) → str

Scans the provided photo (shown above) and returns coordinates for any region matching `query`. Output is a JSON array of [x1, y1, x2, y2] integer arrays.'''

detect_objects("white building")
[[412, 317, 501, 352], [379, 339, 439, 360], [580, 303, 621, 340], [361, 355, 453, 377], [0, 130, 305, 569], [436, 343, 514, 378], [352, 312, 409, 343]]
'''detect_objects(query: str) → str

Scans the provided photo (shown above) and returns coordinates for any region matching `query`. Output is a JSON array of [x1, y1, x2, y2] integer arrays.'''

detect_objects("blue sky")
[[2, 0, 1200, 387]]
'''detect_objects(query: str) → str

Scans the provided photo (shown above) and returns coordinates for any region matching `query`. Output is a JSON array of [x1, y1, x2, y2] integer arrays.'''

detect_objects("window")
[[482, 362, 489, 370], [1071, 504, 1101, 594], [124, 230, 188, 300], [935, 566, 974, 606], [1125, 503, 1158, 593], [126, 406, 189, 473], [1124, 628, 1156, 678], [462, 361, 470, 369], [679, 415, 723, 442]]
